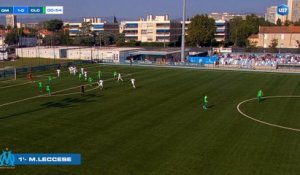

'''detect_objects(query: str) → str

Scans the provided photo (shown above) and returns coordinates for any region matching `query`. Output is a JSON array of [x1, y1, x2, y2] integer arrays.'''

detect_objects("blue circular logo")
[[277, 4, 289, 16]]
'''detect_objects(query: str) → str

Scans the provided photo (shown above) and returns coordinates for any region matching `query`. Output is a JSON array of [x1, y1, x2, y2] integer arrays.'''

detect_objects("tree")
[[80, 22, 92, 36], [296, 40, 300, 48], [269, 39, 278, 53], [113, 16, 118, 23], [43, 19, 63, 32], [229, 14, 275, 47], [296, 40, 300, 53], [115, 33, 125, 46], [229, 17, 252, 47], [284, 20, 293, 26], [187, 15, 216, 47], [246, 40, 258, 52], [94, 31, 115, 46], [294, 20, 300, 26], [42, 30, 73, 46], [229, 16, 244, 46], [4, 28, 24, 45], [276, 19, 282, 26]]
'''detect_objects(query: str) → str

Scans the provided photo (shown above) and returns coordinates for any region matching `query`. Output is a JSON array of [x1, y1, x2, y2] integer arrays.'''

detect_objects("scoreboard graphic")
[[0, 6, 63, 15]]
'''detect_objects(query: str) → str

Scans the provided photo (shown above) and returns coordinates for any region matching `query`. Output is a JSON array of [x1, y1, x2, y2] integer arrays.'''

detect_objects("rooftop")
[[259, 26, 300, 33]]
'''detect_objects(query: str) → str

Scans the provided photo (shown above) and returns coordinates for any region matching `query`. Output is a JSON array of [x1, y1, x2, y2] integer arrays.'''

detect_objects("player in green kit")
[[113, 71, 117, 78], [97, 71, 102, 80], [203, 95, 208, 110], [48, 75, 52, 84], [46, 85, 51, 96], [88, 77, 94, 87], [79, 73, 83, 81], [38, 81, 43, 92], [257, 90, 264, 102]]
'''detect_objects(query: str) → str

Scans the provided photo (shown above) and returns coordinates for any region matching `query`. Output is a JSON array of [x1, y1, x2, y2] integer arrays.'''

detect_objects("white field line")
[[41, 86, 100, 97], [0, 74, 132, 107], [237, 96, 300, 132], [0, 79, 18, 83], [0, 81, 35, 89]]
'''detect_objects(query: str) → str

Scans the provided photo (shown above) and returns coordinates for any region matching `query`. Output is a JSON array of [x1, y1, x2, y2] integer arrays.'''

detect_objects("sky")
[[0, 0, 287, 19]]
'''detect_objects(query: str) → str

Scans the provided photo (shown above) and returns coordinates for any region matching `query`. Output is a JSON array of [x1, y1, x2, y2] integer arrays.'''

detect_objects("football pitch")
[[0, 64, 300, 175]]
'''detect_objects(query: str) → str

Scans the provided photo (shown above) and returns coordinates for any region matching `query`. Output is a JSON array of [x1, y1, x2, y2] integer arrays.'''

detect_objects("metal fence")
[[122, 60, 300, 73]]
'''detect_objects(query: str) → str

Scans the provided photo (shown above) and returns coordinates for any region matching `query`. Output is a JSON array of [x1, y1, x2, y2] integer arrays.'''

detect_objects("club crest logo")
[[0, 148, 15, 168], [277, 4, 289, 16]]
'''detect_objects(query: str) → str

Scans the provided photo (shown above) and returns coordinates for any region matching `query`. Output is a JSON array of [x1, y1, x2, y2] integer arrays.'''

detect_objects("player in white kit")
[[56, 68, 61, 78], [84, 71, 88, 81], [117, 73, 123, 82], [68, 66, 73, 75], [73, 66, 77, 75], [98, 80, 104, 90], [131, 79, 136, 89]]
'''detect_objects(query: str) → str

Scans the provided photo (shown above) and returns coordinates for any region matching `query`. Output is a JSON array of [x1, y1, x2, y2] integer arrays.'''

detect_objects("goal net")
[[0, 66, 16, 81]]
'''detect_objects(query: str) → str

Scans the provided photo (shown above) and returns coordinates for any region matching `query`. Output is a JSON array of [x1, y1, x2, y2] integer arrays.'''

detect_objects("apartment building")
[[6, 15, 17, 28], [65, 17, 119, 36], [214, 20, 229, 42], [123, 15, 181, 43], [288, 0, 300, 22]]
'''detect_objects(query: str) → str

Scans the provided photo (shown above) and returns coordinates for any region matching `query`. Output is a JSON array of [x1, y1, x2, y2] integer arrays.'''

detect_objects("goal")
[[0, 66, 16, 81]]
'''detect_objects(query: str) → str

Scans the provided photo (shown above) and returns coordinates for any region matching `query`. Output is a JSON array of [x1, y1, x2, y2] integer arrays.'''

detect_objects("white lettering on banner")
[[32, 157, 72, 162], [45, 6, 63, 14]]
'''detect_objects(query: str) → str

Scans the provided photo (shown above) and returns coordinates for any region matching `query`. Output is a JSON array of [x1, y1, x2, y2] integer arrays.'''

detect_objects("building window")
[[141, 30, 147, 34], [147, 24, 153, 28], [126, 24, 138, 28], [93, 24, 104, 29], [156, 23, 170, 28]]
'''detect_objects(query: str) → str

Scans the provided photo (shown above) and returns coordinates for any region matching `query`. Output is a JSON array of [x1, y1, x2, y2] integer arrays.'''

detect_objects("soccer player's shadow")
[[207, 104, 215, 109], [41, 97, 96, 108]]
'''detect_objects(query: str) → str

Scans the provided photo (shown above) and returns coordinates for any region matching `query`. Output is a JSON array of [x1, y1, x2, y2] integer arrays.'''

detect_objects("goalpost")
[[0, 66, 17, 81]]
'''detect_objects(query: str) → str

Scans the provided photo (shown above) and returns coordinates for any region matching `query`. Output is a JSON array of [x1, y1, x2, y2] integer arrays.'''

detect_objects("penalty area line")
[[0, 74, 133, 107]]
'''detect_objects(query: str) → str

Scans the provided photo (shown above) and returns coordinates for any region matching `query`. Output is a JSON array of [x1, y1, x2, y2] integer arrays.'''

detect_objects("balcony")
[[125, 24, 138, 29], [156, 33, 170, 36], [125, 31, 138, 36]]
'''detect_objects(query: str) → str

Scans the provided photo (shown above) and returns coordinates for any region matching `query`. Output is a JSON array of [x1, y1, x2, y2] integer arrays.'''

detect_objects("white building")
[[6, 15, 16, 28], [288, 0, 300, 22], [215, 20, 229, 42], [83, 17, 105, 32], [17, 22, 39, 29], [65, 17, 119, 37], [16, 46, 141, 63], [15, 46, 74, 59], [67, 47, 141, 63], [65, 22, 82, 36], [123, 15, 181, 43], [209, 12, 248, 21]]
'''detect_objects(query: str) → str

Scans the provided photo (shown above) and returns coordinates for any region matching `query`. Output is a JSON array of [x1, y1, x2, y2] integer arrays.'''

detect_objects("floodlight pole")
[[181, 0, 186, 62]]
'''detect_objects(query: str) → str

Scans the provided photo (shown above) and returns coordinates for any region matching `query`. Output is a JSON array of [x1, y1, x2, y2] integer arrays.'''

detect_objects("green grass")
[[0, 57, 77, 68], [0, 64, 300, 175]]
